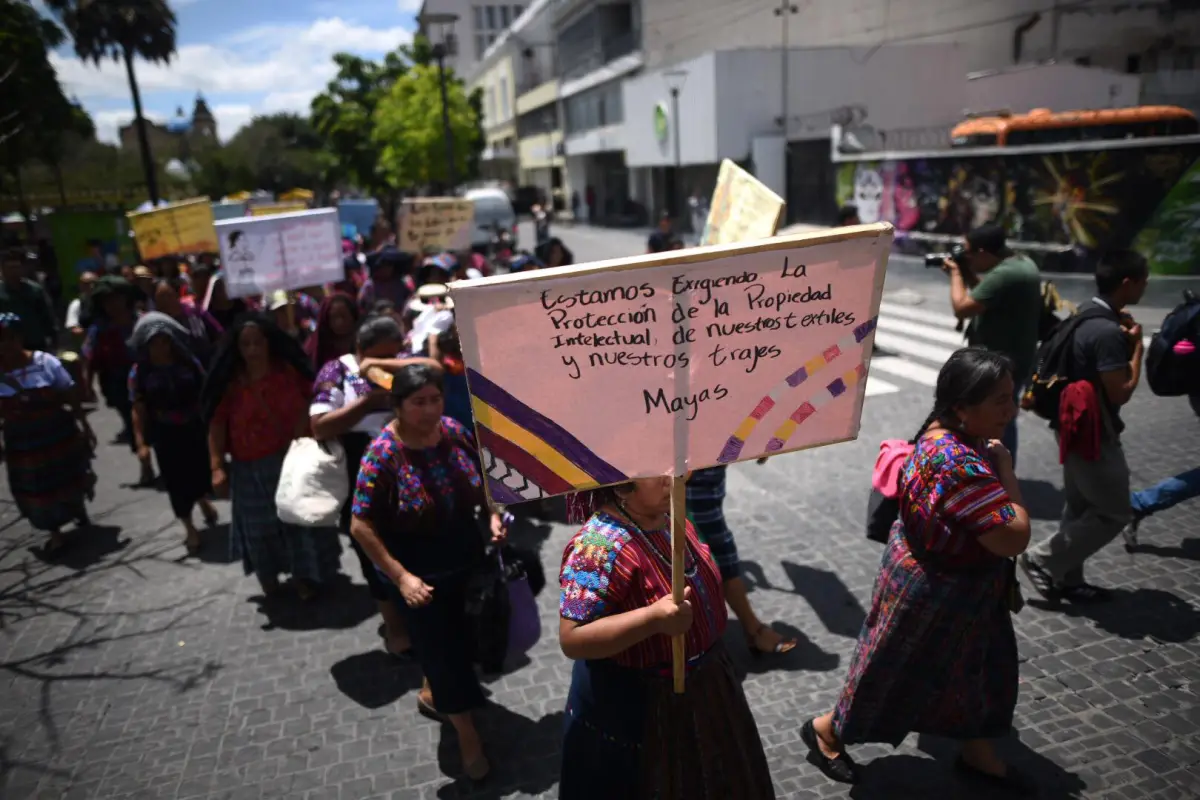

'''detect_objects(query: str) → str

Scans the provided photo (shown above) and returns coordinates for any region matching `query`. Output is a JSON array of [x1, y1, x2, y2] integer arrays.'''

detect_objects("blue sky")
[[45, 0, 422, 144]]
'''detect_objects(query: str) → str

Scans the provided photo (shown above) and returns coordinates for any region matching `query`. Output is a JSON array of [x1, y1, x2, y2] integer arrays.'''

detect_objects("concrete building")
[[472, 46, 520, 184], [509, 0, 566, 210], [555, 0, 644, 224], [418, 0, 530, 80]]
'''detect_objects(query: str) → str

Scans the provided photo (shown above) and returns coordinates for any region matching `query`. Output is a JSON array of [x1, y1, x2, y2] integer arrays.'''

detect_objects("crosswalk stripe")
[[877, 316, 967, 348], [869, 355, 941, 387], [878, 301, 960, 328], [864, 376, 899, 396], [872, 331, 958, 366]]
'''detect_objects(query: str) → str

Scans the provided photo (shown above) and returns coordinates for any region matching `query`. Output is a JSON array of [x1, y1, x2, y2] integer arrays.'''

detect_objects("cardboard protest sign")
[[397, 198, 474, 252], [250, 202, 308, 217], [701, 160, 785, 247], [215, 208, 342, 298], [450, 223, 893, 506], [127, 197, 218, 259]]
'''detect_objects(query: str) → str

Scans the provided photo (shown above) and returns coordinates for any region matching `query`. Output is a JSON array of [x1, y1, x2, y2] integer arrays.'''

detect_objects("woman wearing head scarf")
[[201, 313, 340, 600], [357, 247, 416, 316], [303, 292, 360, 369], [153, 279, 223, 366], [201, 270, 252, 331], [128, 312, 219, 555], [535, 237, 574, 269], [0, 312, 95, 555], [82, 276, 150, 482]]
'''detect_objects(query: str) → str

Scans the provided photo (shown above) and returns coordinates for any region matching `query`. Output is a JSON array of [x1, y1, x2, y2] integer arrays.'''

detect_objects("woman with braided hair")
[[803, 348, 1036, 795]]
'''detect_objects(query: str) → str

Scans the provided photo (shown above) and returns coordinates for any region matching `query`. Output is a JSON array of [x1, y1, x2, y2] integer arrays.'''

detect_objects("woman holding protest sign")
[[557, 479, 774, 799], [803, 348, 1033, 793], [349, 363, 508, 782]]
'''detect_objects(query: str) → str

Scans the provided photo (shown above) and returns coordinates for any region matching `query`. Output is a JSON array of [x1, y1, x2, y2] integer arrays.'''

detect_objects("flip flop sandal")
[[748, 624, 798, 656], [1018, 555, 1059, 603]]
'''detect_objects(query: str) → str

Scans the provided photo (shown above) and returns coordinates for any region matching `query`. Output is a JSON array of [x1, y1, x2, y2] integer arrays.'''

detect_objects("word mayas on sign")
[[450, 224, 893, 506]]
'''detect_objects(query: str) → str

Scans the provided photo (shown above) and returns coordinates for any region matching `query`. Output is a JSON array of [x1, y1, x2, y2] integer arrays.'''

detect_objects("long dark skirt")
[[229, 450, 342, 585], [560, 643, 775, 800], [341, 431, 388, 601], [4, 405, 92, 532], [385, 572, 485, 715], [832, 525, 1018, 746], [152, 420, 212, 519]]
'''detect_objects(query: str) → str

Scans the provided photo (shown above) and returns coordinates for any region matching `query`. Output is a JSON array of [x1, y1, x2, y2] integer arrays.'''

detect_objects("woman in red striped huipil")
[[557, 478, 775, 799]]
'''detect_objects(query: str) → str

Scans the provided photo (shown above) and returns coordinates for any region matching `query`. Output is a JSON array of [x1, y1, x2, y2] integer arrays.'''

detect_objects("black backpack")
[[1021, 305, 1116, 422], [1146, 290, 1200, 397]]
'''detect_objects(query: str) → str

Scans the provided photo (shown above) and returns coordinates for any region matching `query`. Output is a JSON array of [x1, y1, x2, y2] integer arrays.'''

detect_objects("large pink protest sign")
[[449, 224, 893, 506]]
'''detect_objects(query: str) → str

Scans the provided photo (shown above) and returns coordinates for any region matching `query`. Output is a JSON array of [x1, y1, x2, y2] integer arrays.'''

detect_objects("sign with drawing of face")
[[216, 208, 342, 298]]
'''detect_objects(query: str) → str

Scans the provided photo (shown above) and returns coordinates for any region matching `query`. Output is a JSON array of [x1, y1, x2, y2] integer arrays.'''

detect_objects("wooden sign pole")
[[670, 475, 687, 694]]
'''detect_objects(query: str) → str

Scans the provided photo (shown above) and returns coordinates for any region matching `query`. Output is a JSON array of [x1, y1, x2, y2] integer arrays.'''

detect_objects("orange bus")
[[950, 105, 1199, 147]]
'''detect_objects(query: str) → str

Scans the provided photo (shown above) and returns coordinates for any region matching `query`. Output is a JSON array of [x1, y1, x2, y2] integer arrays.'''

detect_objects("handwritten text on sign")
[[449, 225, 893, 506], [397, 198, 474, 253]]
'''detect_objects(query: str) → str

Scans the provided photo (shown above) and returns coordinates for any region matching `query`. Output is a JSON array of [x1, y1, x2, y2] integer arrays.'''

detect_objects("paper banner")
[[215, 208, 343, 298], [397, 198, 474, 253], [250, 202, 309, 217], [701, 160, 786, 247], [450, 223, 893, 505], [126, 197, 218, 259]]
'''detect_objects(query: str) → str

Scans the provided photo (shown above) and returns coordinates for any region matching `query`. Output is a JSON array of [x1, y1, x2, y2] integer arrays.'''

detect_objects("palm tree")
[[46, 0, 177, 204]]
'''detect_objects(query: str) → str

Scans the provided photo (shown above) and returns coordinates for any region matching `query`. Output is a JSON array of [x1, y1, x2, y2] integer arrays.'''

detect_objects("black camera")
[[924, 243, 967, 268]]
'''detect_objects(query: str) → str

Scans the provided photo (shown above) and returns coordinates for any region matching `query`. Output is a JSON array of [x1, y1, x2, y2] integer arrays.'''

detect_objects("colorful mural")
[[835, 141, 1200, 274]]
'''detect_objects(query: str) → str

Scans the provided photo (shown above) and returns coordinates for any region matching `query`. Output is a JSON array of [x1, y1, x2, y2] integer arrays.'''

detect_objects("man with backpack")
[[1020, 250, 1149, 604]]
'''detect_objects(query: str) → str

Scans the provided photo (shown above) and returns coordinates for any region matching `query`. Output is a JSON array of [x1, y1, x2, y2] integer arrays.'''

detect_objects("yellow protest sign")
[[126, 197, 218, 259], [701, 160, 786, 247], [250, 202, 308, 217], [397, 197, 474, 252]]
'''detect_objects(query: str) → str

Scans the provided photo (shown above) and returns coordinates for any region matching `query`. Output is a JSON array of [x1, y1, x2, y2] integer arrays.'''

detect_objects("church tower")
[[191, 93, 217, 141]]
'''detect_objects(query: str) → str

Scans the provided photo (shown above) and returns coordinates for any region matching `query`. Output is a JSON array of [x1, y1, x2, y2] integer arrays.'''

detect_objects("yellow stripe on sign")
[[805, 355, 827, 375], [776, 420, 799, 441], [844, 367, 861, 386], [733, 417, 758, 441], [470, 398, 599, 489]]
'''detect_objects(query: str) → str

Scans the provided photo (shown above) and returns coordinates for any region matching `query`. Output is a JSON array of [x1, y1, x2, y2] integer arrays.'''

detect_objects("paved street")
[[2, 226, 1200, 799]]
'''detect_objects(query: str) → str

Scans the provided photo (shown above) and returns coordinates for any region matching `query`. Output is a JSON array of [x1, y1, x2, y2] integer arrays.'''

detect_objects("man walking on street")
[[1021, 250, 1149, 604], [1123, 393, 1200, 551], [0, 247, 58, 352], [944, 224, 1042, 464]]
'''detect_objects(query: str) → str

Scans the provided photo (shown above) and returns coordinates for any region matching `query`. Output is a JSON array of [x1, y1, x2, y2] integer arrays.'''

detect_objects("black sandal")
[[801, 719, 858, 784], [955, 756, 1038, 796], [1058, 582, 1113, 604], [1018, 554, 1059, 603]]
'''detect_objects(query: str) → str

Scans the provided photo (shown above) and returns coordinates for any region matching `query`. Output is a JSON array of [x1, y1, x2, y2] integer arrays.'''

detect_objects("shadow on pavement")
[[1017, 479, 1065, 521], [249, 575, 375, 632], [779, 561, 869, 639], [329, 650, 422, 709], [725, 619, 841, 676], [914, 731, 1087, 798], [1133, 537, 1200, 561], [434, 707, 564, 799], [31, 523, 127, 570], [1037, 587, 1200, 643], [192, 522, 236, 565]]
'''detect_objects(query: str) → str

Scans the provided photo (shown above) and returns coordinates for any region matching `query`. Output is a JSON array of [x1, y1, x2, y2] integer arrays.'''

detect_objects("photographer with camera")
[[938, 224, 1041, 465]]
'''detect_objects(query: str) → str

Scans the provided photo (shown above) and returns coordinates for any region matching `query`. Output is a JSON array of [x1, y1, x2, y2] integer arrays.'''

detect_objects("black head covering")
[[535, 237, 574, 267], [89, 276, 138, 319], [366, 246, 415, 276], [199, 311, 315, 423]]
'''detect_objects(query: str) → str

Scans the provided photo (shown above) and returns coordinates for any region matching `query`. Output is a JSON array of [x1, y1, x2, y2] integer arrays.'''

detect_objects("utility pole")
[[664, 70, 688, 222], [775, 1, 799, 136]]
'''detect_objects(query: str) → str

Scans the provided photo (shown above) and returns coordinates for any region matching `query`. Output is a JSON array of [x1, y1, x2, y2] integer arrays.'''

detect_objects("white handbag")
[[275, 437, 349, 527]]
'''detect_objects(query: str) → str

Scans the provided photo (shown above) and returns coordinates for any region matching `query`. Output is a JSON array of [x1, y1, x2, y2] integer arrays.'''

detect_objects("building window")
[[499, 76, 510, 119], [476, 34, 489, 59], [485, 5, 495, 29], [500, 5, 510, 26], [513, 4, 523, 19], [473, 6, 485, 31]]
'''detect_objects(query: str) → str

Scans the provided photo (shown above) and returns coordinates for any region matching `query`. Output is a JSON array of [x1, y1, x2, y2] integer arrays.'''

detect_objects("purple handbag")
[[501, 554, 541, 660]]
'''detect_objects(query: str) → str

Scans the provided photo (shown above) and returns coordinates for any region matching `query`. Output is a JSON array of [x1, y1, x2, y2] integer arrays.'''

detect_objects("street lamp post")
[[423, 13, 460, 191], [664, 69, 687, 225]]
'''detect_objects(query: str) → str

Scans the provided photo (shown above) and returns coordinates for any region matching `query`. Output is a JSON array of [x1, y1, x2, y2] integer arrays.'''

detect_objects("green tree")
[[194, 113, 327, 198], [39, 100, 96, 206], [373, 62, 481, 191], [0, 0, 72, 231], [46, 0, 178, 204]]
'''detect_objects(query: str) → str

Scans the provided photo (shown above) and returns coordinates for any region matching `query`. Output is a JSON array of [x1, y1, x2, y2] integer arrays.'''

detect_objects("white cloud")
[[397, 0, 424, 12], [53, 17, 414, 143]]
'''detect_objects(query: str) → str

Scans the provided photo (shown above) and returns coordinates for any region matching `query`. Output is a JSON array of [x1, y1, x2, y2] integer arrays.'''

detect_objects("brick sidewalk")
[[1, 384, 1198, 799]]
